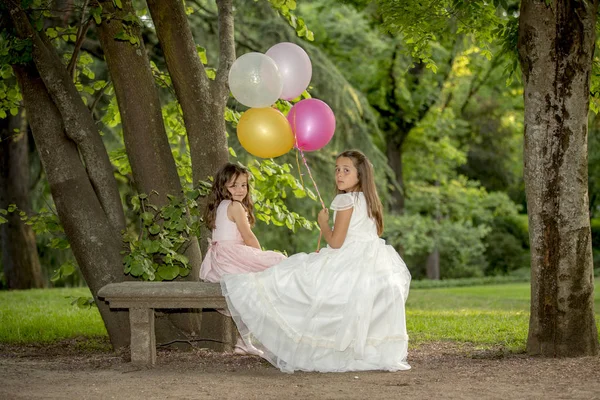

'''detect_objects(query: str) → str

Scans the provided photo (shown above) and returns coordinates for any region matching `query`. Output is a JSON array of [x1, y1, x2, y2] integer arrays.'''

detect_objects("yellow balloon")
[[237, 107, 295, 158]]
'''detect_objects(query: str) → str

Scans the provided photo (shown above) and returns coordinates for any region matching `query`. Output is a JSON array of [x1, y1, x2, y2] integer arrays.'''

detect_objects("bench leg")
[[223, 316, 236, 353], [129, 308, 156, 365]]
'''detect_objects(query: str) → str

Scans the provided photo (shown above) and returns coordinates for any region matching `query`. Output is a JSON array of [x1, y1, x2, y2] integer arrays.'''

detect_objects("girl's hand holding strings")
[[317, 208, 330, 229]]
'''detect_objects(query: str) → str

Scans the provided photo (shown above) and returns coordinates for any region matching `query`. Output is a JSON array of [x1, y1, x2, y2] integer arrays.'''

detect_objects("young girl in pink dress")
[[200, 163, 285, 354], [200, 162, 285, 282]]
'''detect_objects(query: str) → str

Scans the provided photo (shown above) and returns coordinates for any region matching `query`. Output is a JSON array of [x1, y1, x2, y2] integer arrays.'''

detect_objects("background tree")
[[518, 0, 598, 356], [372, 0, 599, 356], [0, 111, 44, 289]]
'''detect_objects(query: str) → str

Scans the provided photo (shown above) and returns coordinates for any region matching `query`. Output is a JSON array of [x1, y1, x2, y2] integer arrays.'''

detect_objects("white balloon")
[[266, 42, 312, 100], [228, 52, 282, 108]]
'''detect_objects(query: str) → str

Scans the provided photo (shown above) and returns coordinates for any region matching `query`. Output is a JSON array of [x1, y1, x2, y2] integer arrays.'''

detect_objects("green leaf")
[[149, 224, 161, 235], [130, 259, 144, 276], [46, 27, 57, 38], [141, 211, 154, 225], [50, 270, 61, 282], [61, 262, 76, 277], [113, 0, 123, 9], [91, 8, 102, 24], [156, 264, 180, 280]]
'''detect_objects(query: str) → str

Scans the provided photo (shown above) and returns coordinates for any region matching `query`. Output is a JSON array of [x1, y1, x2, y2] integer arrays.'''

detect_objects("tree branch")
[[214, 0, 235, 99], [67, 2, 92, 78]]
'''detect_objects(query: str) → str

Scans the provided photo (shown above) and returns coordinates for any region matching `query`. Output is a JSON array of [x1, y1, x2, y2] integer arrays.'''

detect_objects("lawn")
[[2, 281, 599, 351]]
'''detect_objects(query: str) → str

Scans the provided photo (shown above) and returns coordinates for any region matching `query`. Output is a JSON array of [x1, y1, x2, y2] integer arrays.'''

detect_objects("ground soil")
[[1, 339, 599, 399]]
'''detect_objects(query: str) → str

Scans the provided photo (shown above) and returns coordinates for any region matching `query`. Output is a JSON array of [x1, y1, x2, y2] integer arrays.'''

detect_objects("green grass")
[[407, 281, 600, 351], [0, 287, 107, 343], [1, 282, 600, 352]]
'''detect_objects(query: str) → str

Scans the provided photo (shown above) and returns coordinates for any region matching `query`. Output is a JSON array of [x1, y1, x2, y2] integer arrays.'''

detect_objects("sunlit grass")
[[0, 287, 107, 343], [407, 281, 600, 351]]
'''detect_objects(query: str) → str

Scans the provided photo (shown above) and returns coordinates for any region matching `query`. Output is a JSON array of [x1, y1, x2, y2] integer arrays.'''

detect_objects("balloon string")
[[299, 149, 325, 210], [292, 109, 324, 252], [295, 149, 305, 190]]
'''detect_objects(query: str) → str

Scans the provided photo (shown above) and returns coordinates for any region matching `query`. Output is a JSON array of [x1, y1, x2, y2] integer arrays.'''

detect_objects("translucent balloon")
[[266, 42, 312, 101], [287, 99, 336, 152], [228, 53, 283, 108], [237, 108, 295, 158]]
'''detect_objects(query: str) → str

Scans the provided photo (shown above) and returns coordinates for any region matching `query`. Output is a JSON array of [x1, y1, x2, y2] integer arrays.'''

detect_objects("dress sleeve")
[[330, 193, 355, 211]]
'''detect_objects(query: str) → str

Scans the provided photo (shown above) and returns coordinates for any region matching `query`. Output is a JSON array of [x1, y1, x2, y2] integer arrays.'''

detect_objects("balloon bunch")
[[229, 42, 336, 159]]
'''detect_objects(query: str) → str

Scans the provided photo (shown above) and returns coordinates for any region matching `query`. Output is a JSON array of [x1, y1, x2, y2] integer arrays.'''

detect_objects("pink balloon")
[[266, 42, 312, 101], [287, 99, 336, 151]]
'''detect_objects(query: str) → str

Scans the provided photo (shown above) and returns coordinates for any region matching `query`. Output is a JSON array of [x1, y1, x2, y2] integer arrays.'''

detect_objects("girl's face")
[[335, 157, 359, 192], [226, 173, 248, 202]]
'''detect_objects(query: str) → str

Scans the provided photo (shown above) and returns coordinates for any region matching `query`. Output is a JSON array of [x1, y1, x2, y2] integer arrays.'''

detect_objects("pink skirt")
[[200, 241, 286, 283]]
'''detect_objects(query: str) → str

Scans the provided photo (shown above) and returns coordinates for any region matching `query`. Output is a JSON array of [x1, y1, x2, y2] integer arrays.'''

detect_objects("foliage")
[[0, 204, 80, 285], [372, 0, 519, 74], [267, 0, 315, 41], [385, 179, 526, 279], [249, 159, 318, 231], [122, 191, 203, 281]]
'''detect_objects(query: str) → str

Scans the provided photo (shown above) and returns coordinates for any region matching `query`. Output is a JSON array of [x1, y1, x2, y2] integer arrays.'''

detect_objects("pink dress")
[[200, 200, 286, 282]]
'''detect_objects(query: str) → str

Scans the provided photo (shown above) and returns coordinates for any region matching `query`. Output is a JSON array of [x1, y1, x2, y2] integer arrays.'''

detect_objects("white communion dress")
[[220, 192, 412, 373]]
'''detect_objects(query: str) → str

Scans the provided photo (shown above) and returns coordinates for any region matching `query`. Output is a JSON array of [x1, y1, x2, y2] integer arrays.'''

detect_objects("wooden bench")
[[98, 281, 235, 366]]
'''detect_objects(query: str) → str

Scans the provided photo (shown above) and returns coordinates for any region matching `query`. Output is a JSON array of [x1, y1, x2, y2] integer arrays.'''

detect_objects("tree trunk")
[[146, 0, 233, 184], [146, 0, 236, 350], [13, 63, 130, 349], [96, 0, 202, 275], [6, 3, 130, 348], [5, 3, 125, 234], [0, 113, 44, 289], [425, 248, 440, 280], [518, 0, 599, 356]]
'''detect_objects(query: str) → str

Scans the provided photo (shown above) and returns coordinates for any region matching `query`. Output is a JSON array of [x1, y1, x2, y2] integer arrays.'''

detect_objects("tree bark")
[[13, 62, 130, 349], [5, 2, 125, 234], [425, 248, 440, 280], [518, 0, 599, 356], [5, 2, 130, 348], [146, 0, 233, 184], [146, 0, 236, 350], [96, 0, 202, 276], [0, 113, 44, 289]]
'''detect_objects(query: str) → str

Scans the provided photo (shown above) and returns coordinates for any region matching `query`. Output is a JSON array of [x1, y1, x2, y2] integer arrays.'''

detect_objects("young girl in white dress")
[[221, 150, 412, 373]]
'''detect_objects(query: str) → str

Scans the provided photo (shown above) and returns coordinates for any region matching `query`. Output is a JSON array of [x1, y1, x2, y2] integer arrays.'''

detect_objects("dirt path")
[[1, 340, 599, 399]]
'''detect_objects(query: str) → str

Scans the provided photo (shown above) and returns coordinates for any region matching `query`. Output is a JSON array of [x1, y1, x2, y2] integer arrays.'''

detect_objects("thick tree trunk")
[[518, 0, 599, 356], [96, 0, 202, 275], [146, 0, 236, 350], [0, 113, 44, 289], [13, 63, 130, 349], [6, 2, 130, 348], [146, 0, 233, 184], [5, 3, 125, 234]]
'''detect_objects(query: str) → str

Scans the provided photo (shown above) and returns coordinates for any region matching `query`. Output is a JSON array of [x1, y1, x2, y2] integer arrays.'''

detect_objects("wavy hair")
[[204, 163, 255, 230]]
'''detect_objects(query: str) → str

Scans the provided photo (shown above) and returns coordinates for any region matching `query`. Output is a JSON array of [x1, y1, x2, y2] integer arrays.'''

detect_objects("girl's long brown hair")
[[204, 163, 255, 230], [336, 150, 384, 236]]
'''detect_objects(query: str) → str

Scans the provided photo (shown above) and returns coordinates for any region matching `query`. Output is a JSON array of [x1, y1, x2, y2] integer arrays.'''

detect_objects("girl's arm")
[[318, 207, 353, 249], [228, 201, 261, 249]]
